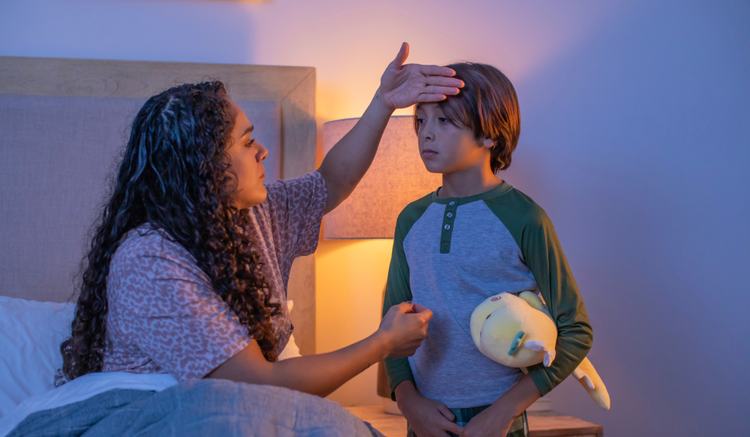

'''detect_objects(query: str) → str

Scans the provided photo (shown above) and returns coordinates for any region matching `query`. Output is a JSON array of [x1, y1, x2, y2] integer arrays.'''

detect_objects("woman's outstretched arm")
[[206, 302, 432, 397], [317, 42, 463, 214]]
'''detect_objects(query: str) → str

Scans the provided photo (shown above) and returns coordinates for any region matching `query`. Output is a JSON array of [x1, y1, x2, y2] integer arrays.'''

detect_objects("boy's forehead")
[[416, 103, 442, 112]]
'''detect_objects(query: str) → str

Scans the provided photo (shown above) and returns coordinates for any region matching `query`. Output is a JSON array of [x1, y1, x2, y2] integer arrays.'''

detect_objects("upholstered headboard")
[[0, 56, 317, 355]]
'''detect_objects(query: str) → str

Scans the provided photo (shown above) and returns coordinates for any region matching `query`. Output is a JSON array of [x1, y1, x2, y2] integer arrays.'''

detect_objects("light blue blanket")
[[8, 379, 383, 437]]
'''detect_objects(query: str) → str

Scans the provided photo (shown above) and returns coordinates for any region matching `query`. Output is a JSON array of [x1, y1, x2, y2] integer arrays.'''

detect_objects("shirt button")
[[449, 201, 456, 206], [446, 212, 453, 218], [444, 224, 451, 230]]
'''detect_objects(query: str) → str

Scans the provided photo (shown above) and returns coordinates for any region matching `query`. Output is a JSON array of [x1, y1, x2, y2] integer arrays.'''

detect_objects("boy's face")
[[415, 103, 493, 176]]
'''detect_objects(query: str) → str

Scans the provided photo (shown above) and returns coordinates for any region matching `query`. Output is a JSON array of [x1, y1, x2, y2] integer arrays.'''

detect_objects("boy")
[[383, 63, 593, 437]]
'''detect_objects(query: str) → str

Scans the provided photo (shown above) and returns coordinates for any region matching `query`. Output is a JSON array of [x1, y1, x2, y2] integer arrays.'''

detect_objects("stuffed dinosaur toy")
[[470, 291, 610, 410]]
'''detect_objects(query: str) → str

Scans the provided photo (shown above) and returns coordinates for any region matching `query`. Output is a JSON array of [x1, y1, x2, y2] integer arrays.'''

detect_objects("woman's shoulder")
[[108, 225, 210, 302], [116, 224, 184, 256], [111, 224, 198, 273], [260, 171, 327, 212]]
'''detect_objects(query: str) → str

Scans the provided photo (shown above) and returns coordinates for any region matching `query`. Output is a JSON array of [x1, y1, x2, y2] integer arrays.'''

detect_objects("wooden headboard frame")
[[0, 56, 317, 355]]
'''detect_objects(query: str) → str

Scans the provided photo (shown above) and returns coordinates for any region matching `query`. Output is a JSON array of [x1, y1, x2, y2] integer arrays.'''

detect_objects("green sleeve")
[[521, 210, 592, 395], [382, 196, 431, 400], [485, 194, 593, 396]]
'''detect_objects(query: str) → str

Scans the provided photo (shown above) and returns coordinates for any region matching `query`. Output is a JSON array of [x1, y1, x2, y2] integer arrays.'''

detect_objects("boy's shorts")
[[406, 405, 528, 437]]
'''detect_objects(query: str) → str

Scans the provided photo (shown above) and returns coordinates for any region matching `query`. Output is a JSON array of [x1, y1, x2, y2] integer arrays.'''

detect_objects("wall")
[[2, 1, 748, 435]]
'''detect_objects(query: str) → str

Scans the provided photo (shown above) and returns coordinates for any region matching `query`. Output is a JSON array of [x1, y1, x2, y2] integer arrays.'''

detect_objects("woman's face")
[[226, 100, 269, 209]]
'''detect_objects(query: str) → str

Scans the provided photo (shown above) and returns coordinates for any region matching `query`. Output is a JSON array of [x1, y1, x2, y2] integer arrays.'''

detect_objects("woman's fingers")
[[398, 301, 414, 313], [381, 302, 432, 357], [424, 75, 465, 88], [403, 75, 462, 104], [384, 302, 429, 328], [416, 93, 448, 103], [422, 85, 461, 96], [410, 303, 433, 320], [389, 42, 410, 69], [418, 64, 456, 77], [379, 44, 464, 110]]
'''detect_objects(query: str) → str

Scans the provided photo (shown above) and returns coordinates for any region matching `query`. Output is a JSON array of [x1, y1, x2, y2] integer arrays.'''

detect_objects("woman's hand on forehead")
[[379, 42, 464, 110]]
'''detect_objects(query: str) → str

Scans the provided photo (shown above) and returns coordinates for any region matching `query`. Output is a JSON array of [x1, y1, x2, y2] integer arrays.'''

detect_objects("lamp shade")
[[323, 116, 441, 239]]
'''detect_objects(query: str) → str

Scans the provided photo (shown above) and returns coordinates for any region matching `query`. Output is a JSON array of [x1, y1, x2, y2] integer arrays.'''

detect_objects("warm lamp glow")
[[323, 116, 441, 239]]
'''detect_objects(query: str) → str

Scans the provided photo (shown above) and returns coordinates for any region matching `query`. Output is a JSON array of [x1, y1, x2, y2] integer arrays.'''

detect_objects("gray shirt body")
[[384, 182, 593, 407]]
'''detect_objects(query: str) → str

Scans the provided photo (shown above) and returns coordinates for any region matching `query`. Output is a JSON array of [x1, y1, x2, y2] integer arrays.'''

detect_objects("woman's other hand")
[[378, 42, 464, 111], [378, 302, 432, 357], [207, 301, 430, 397]]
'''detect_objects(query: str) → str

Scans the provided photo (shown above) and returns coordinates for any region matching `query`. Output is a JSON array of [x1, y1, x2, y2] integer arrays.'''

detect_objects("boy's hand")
[[378, 42, 463, 111], [460, 403, 513, 437], [395, 382, 464, 437], [462, 375, 540, 437]]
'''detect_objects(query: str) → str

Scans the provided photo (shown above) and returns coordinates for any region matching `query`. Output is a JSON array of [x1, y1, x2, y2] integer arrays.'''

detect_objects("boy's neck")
[[438, 167, 503, 199]]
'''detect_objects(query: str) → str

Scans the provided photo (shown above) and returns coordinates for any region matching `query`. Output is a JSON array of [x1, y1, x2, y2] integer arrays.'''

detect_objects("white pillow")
[[278, 300, 301, 360], [0, 297, 74, 419], [0, 297, 302, 418]]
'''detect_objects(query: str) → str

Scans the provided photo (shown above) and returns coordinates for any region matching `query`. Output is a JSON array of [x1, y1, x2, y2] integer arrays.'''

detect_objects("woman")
[[7, 44, 463, 436]]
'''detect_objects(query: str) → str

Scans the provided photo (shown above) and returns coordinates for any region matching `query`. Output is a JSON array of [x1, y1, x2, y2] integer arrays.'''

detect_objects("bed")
[[0, 56, 378, 436]]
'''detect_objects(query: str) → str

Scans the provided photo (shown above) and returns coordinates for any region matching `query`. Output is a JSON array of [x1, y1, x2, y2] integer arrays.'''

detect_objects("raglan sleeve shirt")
[[382, 186, 592, 401], [382, 196, 432, 399], [382, 218, 415, 398]]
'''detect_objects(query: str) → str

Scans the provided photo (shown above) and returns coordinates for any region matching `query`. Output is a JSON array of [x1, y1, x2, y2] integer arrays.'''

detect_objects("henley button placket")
[[440, 201, 458, 254]]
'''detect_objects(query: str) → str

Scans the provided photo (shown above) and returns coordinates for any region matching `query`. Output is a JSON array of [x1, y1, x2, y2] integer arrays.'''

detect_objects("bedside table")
[[526, 410, 603, 437], [345, 405, 603, 437]]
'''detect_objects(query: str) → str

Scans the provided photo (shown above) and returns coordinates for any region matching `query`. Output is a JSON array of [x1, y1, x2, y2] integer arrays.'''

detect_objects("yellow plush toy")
[[470, 291, 610, 410]]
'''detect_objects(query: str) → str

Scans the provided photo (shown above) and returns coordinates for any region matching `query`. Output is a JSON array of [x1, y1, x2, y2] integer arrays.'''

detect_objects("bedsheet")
[[3, 378, 382, 437], [0, 372, 177, 436]]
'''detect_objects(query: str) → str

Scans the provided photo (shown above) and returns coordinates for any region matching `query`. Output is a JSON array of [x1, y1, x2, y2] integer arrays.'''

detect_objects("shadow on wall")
[[503, 1, 750, 436]]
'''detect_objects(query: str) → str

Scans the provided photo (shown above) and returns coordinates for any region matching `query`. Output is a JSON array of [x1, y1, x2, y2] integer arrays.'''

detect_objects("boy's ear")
[[481, 137, 495, 149]]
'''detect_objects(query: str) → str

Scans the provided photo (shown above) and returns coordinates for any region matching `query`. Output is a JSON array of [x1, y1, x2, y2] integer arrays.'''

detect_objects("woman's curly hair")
[[58, 81, 280, 384]]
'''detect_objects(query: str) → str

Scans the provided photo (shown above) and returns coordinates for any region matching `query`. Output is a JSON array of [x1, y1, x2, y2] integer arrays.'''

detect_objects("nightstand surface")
[[345, 405, 603, 437]]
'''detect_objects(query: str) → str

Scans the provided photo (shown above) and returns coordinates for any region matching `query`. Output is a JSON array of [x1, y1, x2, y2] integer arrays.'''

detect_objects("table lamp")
[[323, 116, 441, 239]]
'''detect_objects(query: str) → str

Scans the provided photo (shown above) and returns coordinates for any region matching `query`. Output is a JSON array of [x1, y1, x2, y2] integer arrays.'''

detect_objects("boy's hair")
[[415, 62, 521, 173]]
